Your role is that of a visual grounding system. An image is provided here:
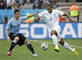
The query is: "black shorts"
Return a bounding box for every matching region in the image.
[9,33,26,46]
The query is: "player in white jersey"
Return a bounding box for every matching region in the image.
[36,4,78,56]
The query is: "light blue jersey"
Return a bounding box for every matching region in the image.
[6,16,27,34]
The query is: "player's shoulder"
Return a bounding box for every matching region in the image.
[53,9,64,14]
[8,17,14,23]
[53,9,60,12]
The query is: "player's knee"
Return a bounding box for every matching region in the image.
[24,39,29,44]
[15,36,19,41]
[50,30,58,36]
[59,38,64,46]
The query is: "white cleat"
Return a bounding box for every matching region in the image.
[32,54,38,56]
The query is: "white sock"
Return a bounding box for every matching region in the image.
[51,35,59,48]
[57,35,61,42]
[12,40,18,44]
[64,42,74,52]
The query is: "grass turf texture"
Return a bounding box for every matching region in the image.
[0,39,82,60]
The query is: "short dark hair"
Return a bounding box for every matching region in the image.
[14,9,20,14]
[47,4,53,8]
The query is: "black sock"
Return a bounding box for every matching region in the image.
[9,42,16,51]
[27,43,35,54]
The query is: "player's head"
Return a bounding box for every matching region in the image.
[47,4,53,13]
[14,9,20,19]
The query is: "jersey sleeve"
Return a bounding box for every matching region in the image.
[39,10,46,18]
[6,20,11,29]
[55,10,64,16]
[20,16,27,21]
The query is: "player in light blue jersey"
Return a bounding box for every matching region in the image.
[6,9,39,56]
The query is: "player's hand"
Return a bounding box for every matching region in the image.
[33,11,39,16]
[7,36,11,42]
[70,18,77,22]
[36,11,39,13]
[73,20,77,22]
[72,20,77,22]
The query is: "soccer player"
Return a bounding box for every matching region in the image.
[6,9,38,56]
[36,4,78,56]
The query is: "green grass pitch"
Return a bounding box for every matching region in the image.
[0,39,82,60]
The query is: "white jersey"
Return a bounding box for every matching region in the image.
[39,10,64,30]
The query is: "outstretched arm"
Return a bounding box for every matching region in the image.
[28,11,39,18]
[21,11,39,23]
[36,10,46,22]
[63,14,76,22]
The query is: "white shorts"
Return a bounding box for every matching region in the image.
[48,25,61,34]
[48,25,61,42]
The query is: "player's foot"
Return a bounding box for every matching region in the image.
[73,48,78,56]
[54,47,59,52]
[8,51,12,56]
[32,54,38,56]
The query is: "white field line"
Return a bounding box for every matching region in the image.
[30,40,82,49]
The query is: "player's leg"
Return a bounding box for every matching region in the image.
[24,39,38,56]
[59,38,74,52]
[59,38,78,56]
[8,33,19,56]
[17,33,38,56]
[50,30,59,52]
[8,37,19,51]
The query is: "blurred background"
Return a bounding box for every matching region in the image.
[0,0,82,23]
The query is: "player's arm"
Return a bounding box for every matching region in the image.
[63,14,76,22]
[56,10,76,22]
[5,21,11,41]
[5,29,8,38]
[21,11,39,23]
[36,10,46,22]
[6,29,11,41]
[23,11,39,23]
[27,11,39,19]
[5,29,10,41]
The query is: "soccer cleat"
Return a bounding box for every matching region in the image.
[73,48,78,56]
[54,47,59,52]
[8,51,12,56]
[32,54,38,56]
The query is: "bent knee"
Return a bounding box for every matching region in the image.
[59,38,64,46]
[15,36,19,40]
[50,30,58,36]
[24,39,29,44]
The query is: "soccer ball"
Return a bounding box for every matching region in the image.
[41,42,48,51]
